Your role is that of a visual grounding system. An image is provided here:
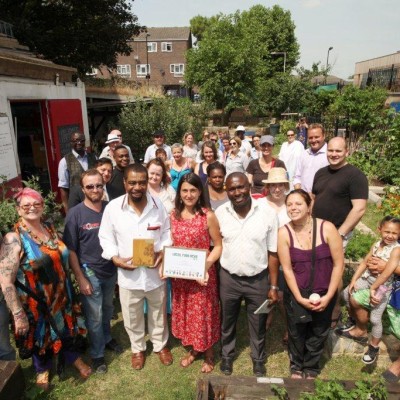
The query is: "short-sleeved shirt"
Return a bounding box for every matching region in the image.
[63,202,115,279]
[215,199,278,276]
[312,164,368,228]
[108,168,125,201]
[246,158,286,194]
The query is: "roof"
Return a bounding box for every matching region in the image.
[135,27,191,41]
[311,74,348,85]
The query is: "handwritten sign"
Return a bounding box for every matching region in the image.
[0,116,18,180]
[162,246,207,280]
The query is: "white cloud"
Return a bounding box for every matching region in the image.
[301,0,322,8]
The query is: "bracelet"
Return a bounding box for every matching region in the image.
[270,285,279,291]
[13,308,23,316]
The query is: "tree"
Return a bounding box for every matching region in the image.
[186,5,300,121]
[1,0,143,75]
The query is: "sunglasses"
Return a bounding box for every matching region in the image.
[19,202,43,211]
[230,142,237,146]
[84,184,104,191]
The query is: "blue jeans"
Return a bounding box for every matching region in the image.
[80,272,117,359]
[0,296,16,361]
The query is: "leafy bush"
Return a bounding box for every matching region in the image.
[0,175,63,235]
[345,230,376,261]
[379,185,400,218]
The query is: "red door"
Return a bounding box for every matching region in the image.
[41,99,84,192]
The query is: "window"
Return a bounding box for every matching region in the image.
[147,42,157,52]
[117,64,131,77]
[161,42,172,52]
[86,68,98,76]
[136,64,150,77]
[170,64,184,76]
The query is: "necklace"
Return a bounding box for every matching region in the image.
[291,218,312,250]
[19,219,59,250]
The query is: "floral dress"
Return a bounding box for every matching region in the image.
[14,221,83,357]
[170,209,220,352]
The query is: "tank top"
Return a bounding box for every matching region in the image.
[198,162,208,186]
[284,221,333,295]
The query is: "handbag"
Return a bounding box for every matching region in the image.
[389,275,400,310]
[289,217,317,324]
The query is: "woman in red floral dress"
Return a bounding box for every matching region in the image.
[170,173,222,373]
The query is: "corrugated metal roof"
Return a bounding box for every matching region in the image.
[135,27,191,41]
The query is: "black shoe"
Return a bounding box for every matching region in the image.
[105,339,123,354]
[362,344,379,364]
[92,357,107,374]
[220,358,233,375]
[253,360,266,377]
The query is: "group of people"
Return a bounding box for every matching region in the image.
[1,122,400,393]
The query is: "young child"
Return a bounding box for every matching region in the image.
[337,216,400,364]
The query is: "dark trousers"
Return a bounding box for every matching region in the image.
[219,267,268,362]
[284,292,336,376]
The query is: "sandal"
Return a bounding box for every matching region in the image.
[290,370,303,379]
[36,370,50,391]
[335,329,368,345]
[201,349,214,373]
[180,350,198,368]
[73,357,92,379]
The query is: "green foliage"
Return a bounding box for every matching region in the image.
[348,110,400,184]
[345,231,376,261]
[300,378,387,399]
[271,384,289,400]
[118,98,212,159]
[186,5,300,116]
[1,0,142,75]
[380,186,400,217]
[0,175,63,235]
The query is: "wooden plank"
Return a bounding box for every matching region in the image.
[0,360,25,400]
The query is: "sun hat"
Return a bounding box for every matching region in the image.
[262,167,289,184]
[260,135,275,146]
[235,125,245,132]
[105,133,120,144]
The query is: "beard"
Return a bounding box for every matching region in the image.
[130,192,144,203]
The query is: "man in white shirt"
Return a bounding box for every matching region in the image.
[235,125,252,157]
[99,163,172,370]
[278,130,305,189]
[143,130,172,165]
[215,172,279,377]
[292,124,329,193]
[100,129,134,166]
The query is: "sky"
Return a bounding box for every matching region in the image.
[130,0,400,80]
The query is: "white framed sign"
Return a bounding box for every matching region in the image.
[162,246,207,280]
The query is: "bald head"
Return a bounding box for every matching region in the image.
[327,136,349,169]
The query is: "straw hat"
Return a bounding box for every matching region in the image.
[262,167,289,184]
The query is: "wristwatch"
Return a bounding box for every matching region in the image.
[339,232,347,240]
[270,285,279,291]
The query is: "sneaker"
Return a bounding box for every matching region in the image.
[92,357,107,374]
[336,317,356,333]
[105,338,123,354]
[362,344,379,364]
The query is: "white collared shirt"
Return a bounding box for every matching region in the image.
[144,144,172,163]
[215,199,278,276]
[99,192,171,291]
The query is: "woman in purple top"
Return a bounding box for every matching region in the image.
[278,189,343,379]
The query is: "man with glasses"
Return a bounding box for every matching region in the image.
[58,132,97,213]
[100,129,134,166]
[278,130,304,190]
[99,164,173,371]
[64,169,122,374]
[143,130,172,165]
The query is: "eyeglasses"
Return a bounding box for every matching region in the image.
[287,134,295,137]
[84,184,104,191]
[19,202,43,211]
[71,139,85,144]
[230,142,237,146]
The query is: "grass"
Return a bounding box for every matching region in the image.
[18,302,388,399]
[361,203,384,232]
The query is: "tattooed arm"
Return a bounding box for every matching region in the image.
[0,232,29,332]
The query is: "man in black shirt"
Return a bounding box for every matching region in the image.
[107,145,130,200]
